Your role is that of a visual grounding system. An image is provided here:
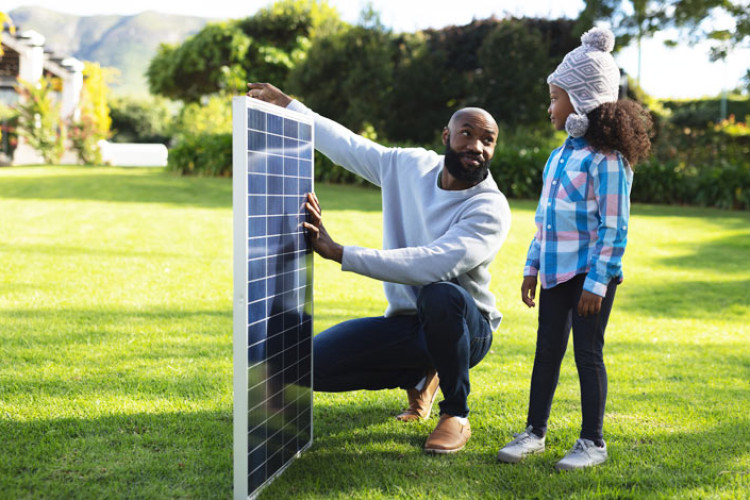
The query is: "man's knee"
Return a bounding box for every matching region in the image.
[417,281,466,318]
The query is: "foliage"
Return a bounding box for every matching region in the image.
[474,22,551,127]
[633,110,750,209]
[658,95,750,128]
[0,104,19,157]
[109,96,175,144]
[0,11,14,57]
[146,0,344,102]
[580,0,750,89]
[490,127,564,199]
[172,94,233,141]
[68,62,114,165]
[147,21,250,102]
[0,11,15,143]
[167,133,232,176]
[14,78,66,164]
[286,21,395,135]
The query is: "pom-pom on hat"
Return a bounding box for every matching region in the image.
[547,27,621,137]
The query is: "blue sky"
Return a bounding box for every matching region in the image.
[4,0,749,99]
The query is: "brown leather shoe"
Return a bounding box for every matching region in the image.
[423,414,471,454]
[395,368,440,422]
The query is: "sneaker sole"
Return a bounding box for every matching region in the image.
[555,457,606,471]
[497,447,544,463]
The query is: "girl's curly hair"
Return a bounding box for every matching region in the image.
[585,100,653,167]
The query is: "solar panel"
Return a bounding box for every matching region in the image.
[232,96,314,500]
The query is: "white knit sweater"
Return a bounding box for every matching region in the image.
[288,100,512,331]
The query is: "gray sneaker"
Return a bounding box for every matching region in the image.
[497,426,545,463]
[555,439,608,470]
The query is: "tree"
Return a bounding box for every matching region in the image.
[146,0,344,102]
[286,21,395,135]
[579,0,750,79]
[474,22,552,127]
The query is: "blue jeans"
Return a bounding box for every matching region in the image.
[313,282,493,418]
[526,274,618,442]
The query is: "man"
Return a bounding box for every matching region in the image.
[247,82,511,454]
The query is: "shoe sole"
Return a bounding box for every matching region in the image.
[497,447,544,463]
[423,443,466,454]
[555,458,606,471]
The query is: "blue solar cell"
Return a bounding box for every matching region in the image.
[249,131,266,151]
[267,155,283,175]
[248,174,266,195]
[268,175,284,195]
[249,216,266,237]
[299,159,312,178]
[284,137,299,157]
[299,123,312,142]
[284,157,298,176]
[248,152,267,174]
[249,195,266,216]
[284,176,298,195]
[268,114,283,135]
[248,257,266,281]
[267,195,284,214]
[267,134,283,153]
[284,196,302,215]
[249,109,266,132]
[283,117,299,138]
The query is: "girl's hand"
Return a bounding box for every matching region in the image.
[521,276,538,308]
[577,290,602,317]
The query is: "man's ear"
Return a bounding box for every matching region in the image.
[441,127,449,146]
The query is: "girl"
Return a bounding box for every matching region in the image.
[497,27,652,470]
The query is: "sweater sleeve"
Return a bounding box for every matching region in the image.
[288,100,390,187]
[341,198,509,285]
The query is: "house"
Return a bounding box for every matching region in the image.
[1,28,84,164]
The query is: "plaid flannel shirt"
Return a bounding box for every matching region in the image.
[524,136,633,297]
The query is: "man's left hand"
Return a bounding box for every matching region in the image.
[303,192,344,263]
[577,290,602,317]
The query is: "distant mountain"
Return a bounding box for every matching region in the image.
[8,6,213,97]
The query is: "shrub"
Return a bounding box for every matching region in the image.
[15,77,66,164]
[167,133,232,176]
[109,96,174,144]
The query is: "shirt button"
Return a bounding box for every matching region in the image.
[547,202,552,206]
[552,180,557,185]
[559,159,564,163]
[547,224,552,229]
[622,225,628,230]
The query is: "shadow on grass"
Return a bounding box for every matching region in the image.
[0,170,232,209]
[659,231,750,273]
[1,410,233,498]
[618,279,750,319]
[632,203,750,222]
[0,168,384,212]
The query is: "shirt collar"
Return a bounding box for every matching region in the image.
[564,136,589,149]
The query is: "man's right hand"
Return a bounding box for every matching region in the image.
[521,276,538,308]
[247,82,292,108]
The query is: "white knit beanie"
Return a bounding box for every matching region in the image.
[547,27,621,137]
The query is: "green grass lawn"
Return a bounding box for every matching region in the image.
[1,166,749,499]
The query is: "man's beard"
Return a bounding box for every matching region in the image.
[443,141,491,185]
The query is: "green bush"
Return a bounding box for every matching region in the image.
[109,96,174,144]
[167,133,232,176]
